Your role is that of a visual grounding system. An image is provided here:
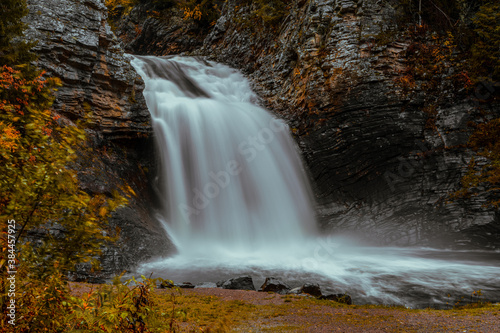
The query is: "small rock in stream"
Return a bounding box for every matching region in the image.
[260,277,291,294]
[300,283,322,297]
[216,276,256,291]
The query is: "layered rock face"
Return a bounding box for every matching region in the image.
[201,0,500,248]
[25,0,150,138]
[25,0,499,269]
[24,0,173,279]
[117,0,499,248]
[198,0,499,248]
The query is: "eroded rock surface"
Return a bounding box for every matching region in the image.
[24,0,173,278]
[25,0,150,139]
[193,0,499,248]
[25,0,500,269]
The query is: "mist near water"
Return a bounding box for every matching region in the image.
[131,56,500,308]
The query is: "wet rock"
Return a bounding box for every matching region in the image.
[217,276,256,291]
[260,277,291,294]
[177,282,195,289]
[110,3,206,56]
[319,293,353,305]
[299,283,322,297]
[24,0,151,140]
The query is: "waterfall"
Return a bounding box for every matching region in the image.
[130,55,500,308]
[131,56,317,256]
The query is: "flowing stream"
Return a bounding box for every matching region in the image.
[131,56,500,308]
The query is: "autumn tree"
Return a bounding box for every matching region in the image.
[0,66,126,276]
[1,0,127,329]
[0,68,126,329]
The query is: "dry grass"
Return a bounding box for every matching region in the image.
[69,283,500,332]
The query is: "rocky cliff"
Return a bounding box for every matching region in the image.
[25,0,150,138]
[115,0,499,249]
[23,0,499,278]
[202,0,500,248]
[24,0,174,280]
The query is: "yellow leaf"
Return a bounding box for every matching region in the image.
[99,207,108,217]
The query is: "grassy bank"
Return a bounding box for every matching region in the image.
[69,282,500,332]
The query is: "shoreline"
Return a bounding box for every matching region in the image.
[69,282,500,332]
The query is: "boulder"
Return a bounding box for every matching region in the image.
[260,277,291,294]
[216,276,255,291]
[298,283,322,297]
[288,287,303,295]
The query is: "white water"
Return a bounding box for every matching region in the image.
[131,56,500,308]
[131,55,317,256]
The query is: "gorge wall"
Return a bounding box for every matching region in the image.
[24,0,174,280]
[23,0,499,282]
[114,0,499,249]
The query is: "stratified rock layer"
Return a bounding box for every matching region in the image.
[197,0,499,248]
[24,0,500,272]
[24,0,173,278]
[25,0,150,139]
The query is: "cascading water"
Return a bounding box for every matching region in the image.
[131,56,500,308]
[131,55,317,257]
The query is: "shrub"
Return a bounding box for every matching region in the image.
[470,2,500,83]
[1,1,128,330]
[105,0,138,18]
[0,65,127,277]
[252,0,287,26]
[180,0,223,32]
[66,275,178,332]
[452,118,500,208]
